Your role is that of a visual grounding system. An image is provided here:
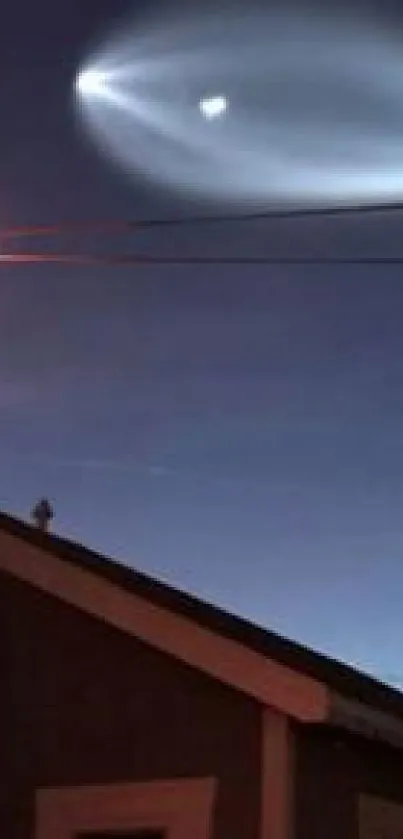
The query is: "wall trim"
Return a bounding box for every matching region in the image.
[261,709,294,839]
[0,529,328,722]
[36,777,217,839]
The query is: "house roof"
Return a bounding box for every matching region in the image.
[0,510,402,726]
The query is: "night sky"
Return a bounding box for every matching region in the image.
[2,0,403,685]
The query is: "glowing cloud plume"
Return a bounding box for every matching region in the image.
[75,7,403,206]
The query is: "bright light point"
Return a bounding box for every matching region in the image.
[199,95,228,120]
[76,68,109,98]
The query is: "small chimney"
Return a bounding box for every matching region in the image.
[31,498,54,533]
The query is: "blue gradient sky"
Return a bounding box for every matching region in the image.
[1,0,403,685]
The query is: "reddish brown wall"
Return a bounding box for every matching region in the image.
[294,723,403,839]
[0,571,261,839]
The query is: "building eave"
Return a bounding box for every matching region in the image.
[0,526,328,722]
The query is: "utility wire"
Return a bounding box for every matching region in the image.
[2,252,403,265]
[3,199,403,240]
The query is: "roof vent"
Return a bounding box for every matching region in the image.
[31,498,54,532]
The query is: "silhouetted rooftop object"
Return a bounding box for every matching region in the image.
[31,498,54,532]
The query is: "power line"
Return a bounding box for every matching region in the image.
[3,252,403,265]
[3,199,403,240]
